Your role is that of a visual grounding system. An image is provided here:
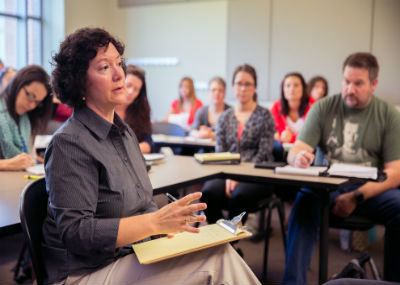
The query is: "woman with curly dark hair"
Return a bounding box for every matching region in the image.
[43,27,260,285]
[270,72,313,144]
[0,65,53,169]
[115,64,153,153]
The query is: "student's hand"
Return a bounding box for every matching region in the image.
[294,150,314,168]
[198,126,213,139]
[152,192,207,235]
[281,128,293,143]
[332,192,357,217]
[225,179,239,198]
[4,153,35,170]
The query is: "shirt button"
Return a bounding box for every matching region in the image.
[136,183,141,188]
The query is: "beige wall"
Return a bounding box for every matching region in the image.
[62,0,400,119]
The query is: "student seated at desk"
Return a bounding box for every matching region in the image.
[0,65,53,170]
[200,64,275,224]
[115,64,153,153]
[282,52,400,284]
[189,76,230,140]
[270,72,313,144]
[43,27,261,285]
[163,76,203,130]
[307,75,329,103]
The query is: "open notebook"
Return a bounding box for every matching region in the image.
[132,223,251,264]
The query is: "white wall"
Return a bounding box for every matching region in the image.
[62,0,400,119]
[64,0,228,121]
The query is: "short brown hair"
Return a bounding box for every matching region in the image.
[343,52,379,82]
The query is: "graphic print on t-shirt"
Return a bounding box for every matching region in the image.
[325,117,370,166]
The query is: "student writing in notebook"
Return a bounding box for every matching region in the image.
[282,52,400,284]
[0,65,53,170]
[42,27,261,285]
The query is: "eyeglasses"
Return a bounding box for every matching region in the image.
[234,82,254,89]
[23,87,43,107]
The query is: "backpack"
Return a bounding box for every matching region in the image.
[332,251,381,280]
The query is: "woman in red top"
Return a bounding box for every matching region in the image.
[270,72,312,144]
[164,77,202,129]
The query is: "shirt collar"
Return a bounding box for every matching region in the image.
[73,106,131,140]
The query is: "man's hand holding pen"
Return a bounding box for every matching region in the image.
[294,150,315,168]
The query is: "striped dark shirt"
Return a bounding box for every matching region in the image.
[42,106,157,284]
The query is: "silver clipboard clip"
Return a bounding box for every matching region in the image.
[216,211,246,235]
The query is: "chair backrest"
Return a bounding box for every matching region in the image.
[152,122,187,137]
[19,178,48,284]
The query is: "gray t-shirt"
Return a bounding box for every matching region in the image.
[298,94,400,169]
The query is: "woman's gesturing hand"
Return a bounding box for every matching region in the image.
[152,192,207,235]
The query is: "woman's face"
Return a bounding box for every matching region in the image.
[179,80,191,99]
[233,71,256,104]
[209,81,225,106]
[125,74,143,105]
[15,81,47,115]
[283,76,303,109]
[311,80,326,100]
[85,43,126,111]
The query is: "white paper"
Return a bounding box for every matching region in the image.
[328,163,377,180]
[26,164,45,175]
[275,165,327,176]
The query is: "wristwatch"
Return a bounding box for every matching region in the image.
[353,190,364,204]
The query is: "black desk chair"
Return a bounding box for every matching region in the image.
[19,178,48,285]
[249,140,287,281]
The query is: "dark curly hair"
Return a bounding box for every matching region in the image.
[51,27,125,108]
[124,65,152,142]
[280,72,309,117]
[1,65,53,136]
[343,52,379,82]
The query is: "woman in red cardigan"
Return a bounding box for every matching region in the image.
[270,72,313,143]
[163,77,202,130]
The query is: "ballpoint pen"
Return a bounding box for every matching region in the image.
[165,192,197,217]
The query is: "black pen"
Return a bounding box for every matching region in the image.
[165,192,197,217]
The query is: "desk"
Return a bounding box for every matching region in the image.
[149,156,347,283]
[152,134,215,152]
[0,156,347,283]
[0,172,31,235]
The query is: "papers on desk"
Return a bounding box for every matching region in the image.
[274,163,378,180]
[327,163,378,180]
[26,164,45,175]
[132,223,251,264]
[194,152,240,164]
[33,135,52,149]
[275,165,328,176]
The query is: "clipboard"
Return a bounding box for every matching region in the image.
[132,215,251,264]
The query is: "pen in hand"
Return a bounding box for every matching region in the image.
[165,192,197,217]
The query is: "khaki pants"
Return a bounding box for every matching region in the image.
[60,244,261,285]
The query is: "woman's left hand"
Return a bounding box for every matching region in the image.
[151,192,207,235]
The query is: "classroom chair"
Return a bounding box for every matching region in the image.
[19,178,47,284]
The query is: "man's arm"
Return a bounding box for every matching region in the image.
[287,140,315,168]
[333,159,400,217]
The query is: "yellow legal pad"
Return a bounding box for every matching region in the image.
[132,223,252,264]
